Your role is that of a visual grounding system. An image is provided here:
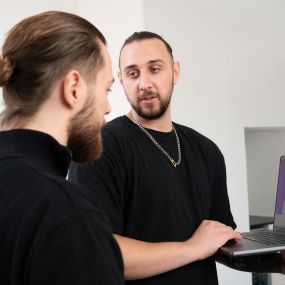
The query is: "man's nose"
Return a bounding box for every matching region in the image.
[138,74,153,91]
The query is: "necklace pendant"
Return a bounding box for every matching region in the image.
[171,159,177,167]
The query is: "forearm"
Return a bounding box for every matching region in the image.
[114,220,241,280]
[114,234,198,280]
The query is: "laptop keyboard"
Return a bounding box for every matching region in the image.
[242,230,285,245]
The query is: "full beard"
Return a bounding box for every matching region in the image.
[67,98,104,164]
[128,85,173,120]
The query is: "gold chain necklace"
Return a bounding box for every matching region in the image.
[130,113,181,167]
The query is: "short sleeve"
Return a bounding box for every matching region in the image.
[28,208,124,285]
[209,148,236,229]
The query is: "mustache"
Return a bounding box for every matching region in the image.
[139,90,159,101]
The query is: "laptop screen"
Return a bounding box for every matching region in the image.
[274,156,285,228]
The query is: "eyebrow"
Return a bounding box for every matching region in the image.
[124,59,165,73]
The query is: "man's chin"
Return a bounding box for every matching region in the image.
[138,109,164,120]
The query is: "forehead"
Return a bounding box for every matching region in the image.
[120,39,172,69]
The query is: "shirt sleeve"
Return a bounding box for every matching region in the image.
[209,147,237,229]
[28,208,124,285]
[68,129,126,234]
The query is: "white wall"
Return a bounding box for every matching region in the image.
[245,127,285,216]
[0,1,77,46]
[2,1,285,284]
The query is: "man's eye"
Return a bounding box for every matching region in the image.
[127,71,138,78]
[151,67,160,73]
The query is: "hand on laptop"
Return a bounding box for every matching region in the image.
[185,220,242,261]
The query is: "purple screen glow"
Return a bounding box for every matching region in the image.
[275,157,285,215]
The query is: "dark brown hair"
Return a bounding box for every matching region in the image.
[0,11,106,126]
[119,31,173,67]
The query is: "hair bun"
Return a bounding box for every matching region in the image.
[0,55,15,86]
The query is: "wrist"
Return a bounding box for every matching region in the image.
[181,239,201,263]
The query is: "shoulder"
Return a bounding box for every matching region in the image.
[101,116,136,153]
[103,116,139,139]
[174,123,225,167]
[175,123,222,152]
[55,177,106,212]
[15,156,106,217]
[1,156,110,237]
[43,176,112,235]
[104,116,129,135]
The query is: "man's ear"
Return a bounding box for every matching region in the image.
[62,70,82,109]
[173,61,180,85]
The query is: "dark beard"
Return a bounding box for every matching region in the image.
[67,123,102,164]
[129,87,173,120]
[67,98,103,164]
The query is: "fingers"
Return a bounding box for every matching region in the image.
[186,220,242,260]
[201,220,241,239]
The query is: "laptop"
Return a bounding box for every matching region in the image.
[221,155,285,256]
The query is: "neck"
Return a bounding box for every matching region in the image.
[127,109,172,132]
[21,120,68,146]
[3,108,69,147]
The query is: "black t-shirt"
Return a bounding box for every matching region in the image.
[69,116,236,285]
[0,129,124,285]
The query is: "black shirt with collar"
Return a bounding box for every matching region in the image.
[0,129,124,285]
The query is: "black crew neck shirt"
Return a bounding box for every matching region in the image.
[0,129,124,285]
[69,116,236,285]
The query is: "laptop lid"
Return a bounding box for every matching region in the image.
[273,155,285,230]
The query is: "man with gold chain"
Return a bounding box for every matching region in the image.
[69,31,241,284]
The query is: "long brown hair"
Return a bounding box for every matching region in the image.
[0,11,106,126]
